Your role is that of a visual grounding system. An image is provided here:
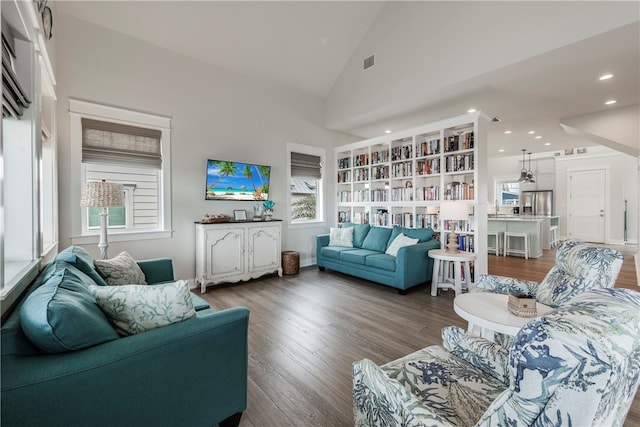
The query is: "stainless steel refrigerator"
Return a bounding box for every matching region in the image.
[520,190,554,216]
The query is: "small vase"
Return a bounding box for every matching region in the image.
[263,210,273,221]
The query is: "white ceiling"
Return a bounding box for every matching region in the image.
[56,1,639,158]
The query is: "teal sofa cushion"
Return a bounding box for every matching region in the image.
[343,223,371,248]
[387,226,434,249]
[341,249,380,265]
[320,246,356,260]
[55,245,108,287]
[365,254,396,272]
[20,268,119,353]
[362,226,393,252]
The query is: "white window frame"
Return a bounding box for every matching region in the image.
[286,142,326,227]
[69,99,172,244]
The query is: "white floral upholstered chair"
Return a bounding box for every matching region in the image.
[473,239,624,307]
[353,288,640,427]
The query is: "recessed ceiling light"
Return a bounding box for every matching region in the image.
[498,149,504,152]
[467,108,477,113]
[504,130,512,134]
[544,142,551,146]
[535,135,542,139]
[384,129,392,134]
[605,99,617,105]
[599,73,614,80]
[528,130,535,135]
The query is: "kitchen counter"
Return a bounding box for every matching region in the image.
[488,216,560,258]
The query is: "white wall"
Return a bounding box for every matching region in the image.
[488,148,638,244]
[324,1,639,131]
[55,15,356,279]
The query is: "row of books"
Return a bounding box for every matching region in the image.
[441,220,474,232]
[391,144,413,161]
[445,153,474,173]
[353,153,369,167]
[371,150,389,164]
[354,168,369,182]
[391,161,412,178]
[442,257,474,282]
[444,131,474,152]
[417,138,441,157]
[443,182,474,200]
[371,165,390,180]
[415,214,438,229]
[390,187,414,202]
[337,157,350,169]
[371,189,388,202]
[415,186,440,201]
[416,158,441,175]
[337,170,351,183]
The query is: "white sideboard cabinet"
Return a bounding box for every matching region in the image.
[195,221,283,293]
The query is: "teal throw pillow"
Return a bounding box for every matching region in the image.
[20,268,119,353]
[55,245,109,287]
[361,226,393,252]
[343,223,371,248]
[90,280,196,336]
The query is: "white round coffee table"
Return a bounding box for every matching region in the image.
[454,292,554,341]
[429,249,476,297]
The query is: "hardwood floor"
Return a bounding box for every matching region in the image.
[199,245,639,427]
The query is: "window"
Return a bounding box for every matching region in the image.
[287,143,324,224]
[69,100,172,244]
[497,180,520,207]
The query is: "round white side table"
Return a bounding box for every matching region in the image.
[428,249,476,297]
[454,292,553,341]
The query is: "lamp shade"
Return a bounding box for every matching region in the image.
[80,180,124,208]
[439,200,469,221]
[426,205,439,215]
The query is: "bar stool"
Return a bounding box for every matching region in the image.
[549,226,559,248]
[504,231,529,259]
[487,231,503,256]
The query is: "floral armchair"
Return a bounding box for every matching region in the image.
[473,239,624,307]
[353,288,640,427]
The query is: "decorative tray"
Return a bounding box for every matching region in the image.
[200,215,231,224]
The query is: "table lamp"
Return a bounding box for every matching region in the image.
[439,200,469,252]
[80,180,124,259]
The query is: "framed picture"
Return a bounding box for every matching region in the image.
[233,210,247,221]
[42,6,53,40]
[564,148,574,156]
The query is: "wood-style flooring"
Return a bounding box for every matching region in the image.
[199,245,639,427]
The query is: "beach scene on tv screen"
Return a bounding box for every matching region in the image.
[205,160,270,201]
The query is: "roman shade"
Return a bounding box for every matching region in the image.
[291,152,321,179]
[81,118,162,169]
[2,17,31,119]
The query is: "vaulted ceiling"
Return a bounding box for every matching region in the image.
[56,1,639,158]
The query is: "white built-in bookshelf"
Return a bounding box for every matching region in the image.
[334,112,489,277]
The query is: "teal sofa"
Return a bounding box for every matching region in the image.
[1,246,249,427]
[317,224,440,294]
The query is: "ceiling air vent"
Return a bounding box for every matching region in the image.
[363,54,375,71]
[491,116,502,122]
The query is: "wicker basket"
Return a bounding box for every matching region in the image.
[281,251,300,275]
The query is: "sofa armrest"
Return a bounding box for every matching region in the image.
[353,358,410,426]
[473,274,539,296]
[317,234,330,248]
[1,307,249,426]
[441,326,509,384]
[396,239,441,287]
[136,258,174,284]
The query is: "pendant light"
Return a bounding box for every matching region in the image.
[518,149,529,183]
[526,152,536,183]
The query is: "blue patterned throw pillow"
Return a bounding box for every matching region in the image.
[90,280,196,336]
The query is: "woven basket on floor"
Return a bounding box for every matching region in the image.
[281,251,300,275]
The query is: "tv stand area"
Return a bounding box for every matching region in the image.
[195,221,282,293]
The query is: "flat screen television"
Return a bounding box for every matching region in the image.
[205,159,271,201]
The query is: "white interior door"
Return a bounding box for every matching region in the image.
[568,168,606,243]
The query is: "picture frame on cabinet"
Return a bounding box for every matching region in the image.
[233,210,247,221]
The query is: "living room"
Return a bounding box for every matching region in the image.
[2,1,639,426]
